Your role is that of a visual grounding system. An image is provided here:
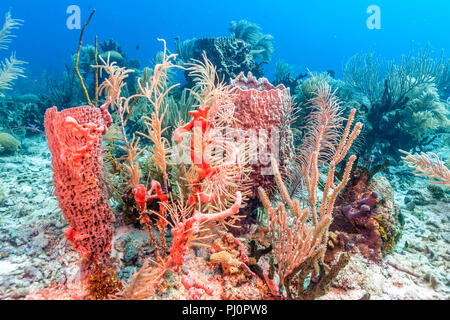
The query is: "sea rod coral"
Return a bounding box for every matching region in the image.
[400,149,450,187]
[259,83,363,299]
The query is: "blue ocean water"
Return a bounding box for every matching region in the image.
[1,0,449,80]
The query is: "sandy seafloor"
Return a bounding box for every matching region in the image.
[0,135,448,300]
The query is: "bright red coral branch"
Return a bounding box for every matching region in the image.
[166,191,242,271]
[174,104,242,206]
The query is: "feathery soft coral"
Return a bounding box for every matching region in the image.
[400,150,450,186]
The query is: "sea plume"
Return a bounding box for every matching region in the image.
[0,53,26,96]
[0,11,23,49]
[296,83,345,175]
[400,150,450,187]
[259,83,362,298]
[0,11,26,97]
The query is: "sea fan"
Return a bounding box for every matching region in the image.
[252,34,274,63]
[229,20,262,45]
[229,20,274,63]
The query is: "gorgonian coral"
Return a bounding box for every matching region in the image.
[343,45,449,156]
[0,11,26,97]
[259,83,362,299]
[400,150,450,187]
[229,20,274,63]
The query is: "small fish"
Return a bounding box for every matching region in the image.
[136,45,140,50]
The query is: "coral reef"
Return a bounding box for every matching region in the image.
[294,72,370,137]
[7,136,447,300]
[175,20,274,85]
[400,150,450,187]
[177,37,263,85]
[258,83,362,299]
[343,45,450,158]
[1,7,449,302]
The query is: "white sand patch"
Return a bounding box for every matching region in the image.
[0,261,18,275]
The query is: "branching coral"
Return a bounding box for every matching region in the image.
[117,260,164,300]
[118,189,243,300]
[287,252,350,300]
[259,83,362,298]
[41,26,369,300]
[343,45,448,156]
[167,191,243,270]
[399,83,449,139]
[95,39,180,262]
[96,54,134,111]
[297,84,345,173]
[162,88,195,136]
[174,53,250,212]
[385,45,445,105]
[258,158,321,288]
[137,42,180,187]
[0,11,26,97]
[0,53,26,97]
[400,150,450,187]
[95,39,178,188]
[89,40,252,300]
[343,48,383,105]
[0,11,23,49]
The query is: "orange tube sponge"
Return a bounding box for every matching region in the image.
[44,99,115,280]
